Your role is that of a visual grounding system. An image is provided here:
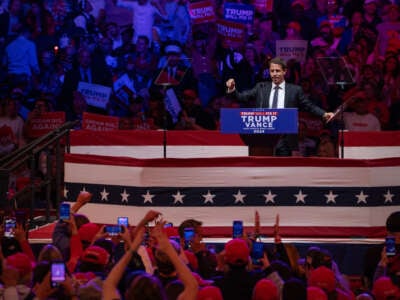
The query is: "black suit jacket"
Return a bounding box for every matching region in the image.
[232,81,326,155]
[0,10,9,40]
[59,64,113,118]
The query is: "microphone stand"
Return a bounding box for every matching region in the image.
[337,82,346,159]
[161,84,171,159]
[331,82,351,159]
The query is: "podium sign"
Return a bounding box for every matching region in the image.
[220,108,298,134]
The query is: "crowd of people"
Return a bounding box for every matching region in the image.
[0,191,400,299]
[1,0,400,158]
[1,0,400,297]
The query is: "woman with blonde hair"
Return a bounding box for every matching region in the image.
[37,244,63,263]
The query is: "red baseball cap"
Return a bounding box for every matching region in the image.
[81,245,110,265]
[308,266,336,292]
[78,223,99,243]
[307,286,328,300]
[224,238,249,265]
[372,276,399,300]
[6,252,34,275]
[253,279,279,300]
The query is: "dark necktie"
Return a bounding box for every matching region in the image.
[272,85,280,108]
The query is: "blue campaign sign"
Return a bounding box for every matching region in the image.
[223,3,255,25]
[220,108,298,134]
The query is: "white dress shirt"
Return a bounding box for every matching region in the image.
[269,81,286,108]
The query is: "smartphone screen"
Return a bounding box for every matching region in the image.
[232,220,243,238]
[51,262,65,287]
[117,217,129,227]
[60,202,71,221]
[4,218,16,238]
[251,241,264,265]
[386,236,396,257]
[105,225,121,236]
[183,227,195,250]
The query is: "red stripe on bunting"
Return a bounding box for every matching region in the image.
[344,131,400,147]
[64,153,400,168]
[200,226,386,238]
[70,130,246,146]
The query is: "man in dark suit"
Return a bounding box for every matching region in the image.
[59,47,113,119]
[226,57,334,156]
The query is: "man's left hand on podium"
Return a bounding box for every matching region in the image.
[323,112,335,123]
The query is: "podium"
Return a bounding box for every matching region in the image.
[220,108,298,156]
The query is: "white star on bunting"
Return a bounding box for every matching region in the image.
[294,189,307,204]
[120,189,130,203]
[142,190,155,204]
[100,188,109,201]
[356,190,369,204]
[202,190,216,204]
[233,190,246,204]
[384,190,394,203]
[263,190,277,204]
[325,190,338,204]
[172,190,185,204]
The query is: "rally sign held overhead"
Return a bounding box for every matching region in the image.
[189,1,216,24]
[78,82,112,110]
[276,40,308,63]
[223,3,255,24]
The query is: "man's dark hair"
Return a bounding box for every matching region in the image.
[178,219,202,238]
[387,211,400,233]
[269,57,287,70]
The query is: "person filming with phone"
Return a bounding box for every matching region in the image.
[226,57,334,156]
[178,219,217,279]
[363,211,400,290]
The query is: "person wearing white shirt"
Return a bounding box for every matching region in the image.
[114,0,167,44]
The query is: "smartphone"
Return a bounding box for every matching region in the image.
[183,227,195,250]
[232,220,243,238]
[251,241,264,265]
[105,225,121,236]
[60,202,71,221]
[164,222,173,228]
[117,217,129,227]
[171,236,181,245]
[4,218,16,238]
[51,262,66,287]
[386,236,396,257]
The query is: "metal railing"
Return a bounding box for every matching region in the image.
[0,121,78,226]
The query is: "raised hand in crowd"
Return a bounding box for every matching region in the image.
[151,219,198,300]
[71,191,93,214]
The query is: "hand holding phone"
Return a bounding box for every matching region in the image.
[232,220,243,238]
[60,202,71,221]
[105,225,121,236]
[4,218,16,237]
[386,236,396,257]
[183,227,195,250]
[51,262,66,288]
[251,241,264,266]
[118,217,129,228]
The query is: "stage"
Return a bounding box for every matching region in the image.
[28,129,400,277]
